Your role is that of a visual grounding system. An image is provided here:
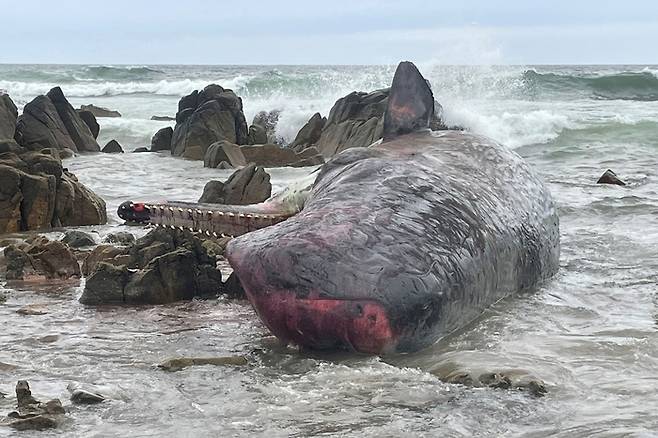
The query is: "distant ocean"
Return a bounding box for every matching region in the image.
[2,63,658,435]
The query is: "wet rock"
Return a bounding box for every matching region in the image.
[223,271,246,299]
[102,139,124,153]
[25,238,81,279]
[4,381,65,431]
[0,139,24,155]
[291,112,326,151]
[54,170,107,227]
[597,169,626,186]
[47,87,100,152]
[16,381,39,407]
[203,140,247,168]
[61,230,95,248]
[0,362,18,372]
[240,143,325,168]
[252,110,281,144]
[69,389,105,404]
[198,163,271,205]
[150,126,173,152]
[171,84,249,159]
[77,110,99,139]
[246,124,268,145]
[151,115,175,121]
[158,356,248,372]
[81,229,223,305]
[81,244,128,276]
[0,93,18,140]
[79,104,121,118]
[16,304,48,315]
[4,245,37,280]
[103,231,135,246]
[132,147,150,153]
[217,161,233,169]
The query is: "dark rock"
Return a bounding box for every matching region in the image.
[25,238,81,279]
[0,164,23,233]
[102,139,124,153]
[240,143,325,168]
[54,171,107,227]
[47,87,100,152]
[291,112,326,151]
[79,104,121,118]
[15,95,78,151]
[252,110,281,144]
[217,161,233,169]
[19,172,57,230]
[70,389,105,404]
[246,124,268,145]
[0,93,18,139]
[171,84,249,159]
[198,163,271,205]
[150,115,175,121]
[0,139,25,155]
[61,230,95,248]
[132,147,149,153]
[81,229,223,305]
[16,380,39,407]
[103,231,135,246]
[150,126,173,152]
[158,356,248,372]
[4,245,36,280]
[77,110,100,139]
[6,381,65,431]
[203,140,247,168]
[597,169,626,186]
[81,244,128,276]
[224,271,246,299]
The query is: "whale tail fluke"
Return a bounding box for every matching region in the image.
[383,61,435,141]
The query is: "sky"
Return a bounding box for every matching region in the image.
[1,0,658,65]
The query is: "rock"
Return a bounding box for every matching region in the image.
[158,356,248,372]
[81,229,223,305]
[25,238,81,279]
[198,163,271,205]
[223,271,246,299]
[77,110,99,139]
[102,139,124,153]
[103,231,135,246]
[47,87,100,152]
[0,93,18,139]
[19,172,57,230]
[150,126,173,152]
[597,169,626,186]
[0,139,25,155]
[240,143,324,167]
[60,230,95,248]
[0,165,24,233]
[252,110,281,144]
[217,161,233,169]
[151,115,175,121]
[132,147,150,153]
[70,389,105,404]
[203,140,247,168]
[181,145,203,159]
[4,245,37,280]
[291,112,326,151]
[171,84,249,159]
[16,380,40,407]
[16,304,48,315]
[5,381,65,431]
[81,244,128,276]
[55,171,107,227]
[246,124,268,145]
[79,104,121,118]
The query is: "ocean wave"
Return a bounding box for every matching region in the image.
[79,65,165,81]
[523,70,658,101]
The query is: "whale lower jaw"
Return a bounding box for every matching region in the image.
[246,290,398,354]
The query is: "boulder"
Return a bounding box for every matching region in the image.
[54,171,107,227]
[0,164,23,233]
[4,245,37,280]
[79,104,121,118]
[150,115,175,121]
[246,124,267,145]
[150,126,173,152]
[0,93,18,139]
[132,147,149,153]
[77,110,99,139]
[223,271,246,299]
[61,230,95,248]
[291,112,326,152]
[19,172,57,230]
[5,381,66,431]
[80,228,223,305]
[103,231,135,246]
[25,238,81,279]
[171,84,248,159]
[203,140,247,168]
[252,110,281,144]
[102,139,124,153]
[240,143,324,167]
[81,244,129,276]
[0,139,25,155]
[47,87,100,152]
[198,163,271,205]
[597,169,626,186]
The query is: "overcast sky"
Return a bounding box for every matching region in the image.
[1,0,657,65]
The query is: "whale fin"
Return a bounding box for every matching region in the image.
[383,61,435,141]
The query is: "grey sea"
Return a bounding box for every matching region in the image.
[1,64,658,436]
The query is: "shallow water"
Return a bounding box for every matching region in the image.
[2,65,658,436]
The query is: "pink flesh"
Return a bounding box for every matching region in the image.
[247,289,397,354]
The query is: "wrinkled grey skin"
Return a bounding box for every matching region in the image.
[227,130,560,353]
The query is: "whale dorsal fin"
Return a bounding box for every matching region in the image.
[383,61,435,141]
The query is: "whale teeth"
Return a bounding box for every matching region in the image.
[228,212,235,217]
[212,232,218,237]
[169,225,175,230]
[217,211,224,216]
[238,213,245,218]
[160,205,165,211]
[246,214,253,219]
[207,210,213,216]
[205,230,210,236]
[168,207,174,213]
[195,209,202,215]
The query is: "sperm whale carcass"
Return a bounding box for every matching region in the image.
[119,62,560,354]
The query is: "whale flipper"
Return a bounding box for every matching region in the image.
[383,61,435,141]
